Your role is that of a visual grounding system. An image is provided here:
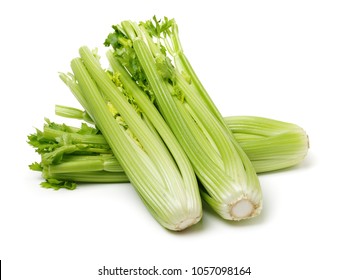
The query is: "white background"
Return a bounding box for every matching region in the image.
[1,0,346,279]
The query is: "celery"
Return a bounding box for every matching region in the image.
[29,116,308,188]
[59,48,202,231]
[104,18,262,220]
[27,16,311,230]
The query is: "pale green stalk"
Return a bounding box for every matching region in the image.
[55,104,94,123]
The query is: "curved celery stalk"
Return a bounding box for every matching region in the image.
[106,20,262,221]
[66,47,202,231]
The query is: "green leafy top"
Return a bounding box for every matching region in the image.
[104,18,181,103]
[140,16,174,38]
[27,119,111,159]
[104,25,150,96]
[139,16,182,57]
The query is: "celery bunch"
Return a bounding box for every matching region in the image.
[29,115,308,189]
[28,16,310,231]
[57,47,203,231]
[104,18,262,220]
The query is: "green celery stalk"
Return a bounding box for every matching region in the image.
[46,171,128,183]
[55,104,94,124]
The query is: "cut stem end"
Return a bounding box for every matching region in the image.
[230,199,255,220]
[175,216,201,231]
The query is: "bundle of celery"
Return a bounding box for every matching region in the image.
[29,114,308,189]
[104,18,263,220]
[58,47,203,231]
[28,16,309,231]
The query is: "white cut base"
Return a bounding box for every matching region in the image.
[230,199,255,219]
[176,216,200,231]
